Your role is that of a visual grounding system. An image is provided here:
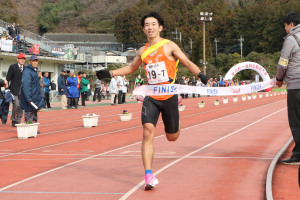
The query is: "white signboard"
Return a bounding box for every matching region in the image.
[1,39,13,52]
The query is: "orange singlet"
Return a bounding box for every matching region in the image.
[142,39,177,101]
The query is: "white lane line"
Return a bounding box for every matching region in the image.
[0,125,140,159]
[0,191,125,195]
[0,99,279,154]
[119,107,287,200]
[0,156,274,161]
[0,101,286,192]
[0,97,278,141]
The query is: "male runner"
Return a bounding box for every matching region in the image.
[96,12,207,190]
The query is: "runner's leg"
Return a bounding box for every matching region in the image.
[141,97,160,171]
[142,123,155,171]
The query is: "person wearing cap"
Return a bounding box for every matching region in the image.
[58,69,68,109]
[20,55,45,127]
[6,53,26,127]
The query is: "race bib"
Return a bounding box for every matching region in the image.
[146,61,169,84]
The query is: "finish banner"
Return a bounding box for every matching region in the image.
[133,79,275,97]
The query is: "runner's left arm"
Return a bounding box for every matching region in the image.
[170,42,201,75]
[170,42,207,84]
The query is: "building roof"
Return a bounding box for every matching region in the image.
[43,33,117,43]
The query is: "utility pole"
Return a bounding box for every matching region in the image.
[179,32,182,42]
[200,11,213,75]
[172,28,181,42]
[190,39,194,53]
[214,38,218,56]
[238,36,244,58]
[203,22,206,75]
[172,28,178,41]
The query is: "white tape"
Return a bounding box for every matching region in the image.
[133,79,275,97]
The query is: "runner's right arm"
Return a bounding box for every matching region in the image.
[96,48,144,80]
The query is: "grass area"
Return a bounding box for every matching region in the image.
[272,87,287,92]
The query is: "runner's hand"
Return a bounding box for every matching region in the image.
[198,72,208,85]
[96,70,111,80]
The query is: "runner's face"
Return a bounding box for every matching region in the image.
[143,17,162,38]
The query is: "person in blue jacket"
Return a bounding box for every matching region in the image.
[20,55,45,127]
[66,70,79,109]
[57,69,68,109]
[43,71,51,109]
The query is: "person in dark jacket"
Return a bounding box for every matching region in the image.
[1,89,13,125]
[0,78,10,124]
[6,53,26,127]
[20,55,45,126]
[51,80,56,90]
[66,70,79,109]
[57,69,68,109]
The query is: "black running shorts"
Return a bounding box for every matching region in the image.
[141,94,179,134]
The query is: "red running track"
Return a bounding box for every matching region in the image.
[0,94,290,200]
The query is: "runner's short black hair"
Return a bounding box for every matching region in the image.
[283,12,300,26]
[141,12,164,27]
[78,71,83,75]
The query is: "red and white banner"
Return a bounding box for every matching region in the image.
[32,44,39,54]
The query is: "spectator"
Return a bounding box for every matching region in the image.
[179,75,186,99]
[51,80,56,90]
[0,79,10,125]
[11,27,16,39]
[190,76,197,98]
[100,83,106,100]
[50,80,57,103]
[20,55,45,131]
[66,70,79,109]
[122,75,129,103]
[105,84,109,99]
[109,76,118,105]
[7,24,12,36]
[16,34,20,41]
[6,53,26,127]
[93,78,101,102]
[37,71,45,109]
[219,78,224,87]
[77,71,83,103]
[196,77,203,97]
[80,72,89,106]
[212,78,218,87]
[74,46,79,59]
[135,75,143,87]
[57,69,68,109]
[117,76,124,104]
[15,24,20,35]
[43,72,51,109]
